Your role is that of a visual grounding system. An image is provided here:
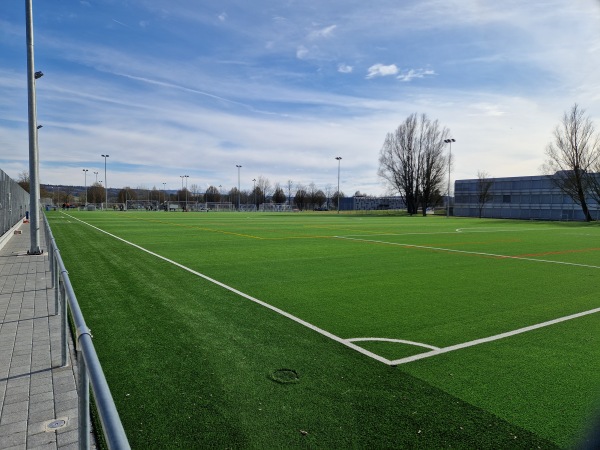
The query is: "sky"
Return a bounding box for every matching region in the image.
[1,0,600,196]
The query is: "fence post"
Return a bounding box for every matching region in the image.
[77,351,91,450]
[60,279,69,367]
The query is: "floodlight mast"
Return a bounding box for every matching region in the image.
[101,154,109,208]
[335,157,342,214]
[26,0,42,254]
[444,138,456,218]
[236,165,242,210]
[83,169,89,205]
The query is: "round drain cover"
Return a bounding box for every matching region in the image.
[269,369,299,384]
[48,419,66,429]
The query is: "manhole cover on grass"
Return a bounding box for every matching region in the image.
[269,369,299,384]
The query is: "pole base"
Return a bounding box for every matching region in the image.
[27,249,44,255]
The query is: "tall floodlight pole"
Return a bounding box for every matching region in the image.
[335,156,342,214]
[162,182,166,204]
[26,0,42,254]
[236,165,242,211]
[184,175,189,210]
[94,171,98,183]
[82,169,88,206]
[444,138,456,218]
[101,154,109,208]
[252,178,256,210]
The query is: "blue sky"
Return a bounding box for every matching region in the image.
[1,0,600,196]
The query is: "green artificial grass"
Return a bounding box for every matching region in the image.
[46,210,600,448]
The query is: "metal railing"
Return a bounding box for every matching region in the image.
[43,214,130,450]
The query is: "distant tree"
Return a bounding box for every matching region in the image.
[378,113,450,215]
[476,171,493,218]
[118,187,137,203]
[542,103,600,222]
[88,182,105,204]
[17,171,30,192]
[256,176,271,205]
[310,189,326,209]
[205,185,220,202]
[294,186,308,211]
[229,187,240,208]
[331,190,345,209]
[272,184,286,203]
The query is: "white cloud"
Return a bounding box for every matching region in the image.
[397,68,436,82]
[296,45,309,60]
[366,64,398,79]
[218,12,227,22]
[338,64,353,74]
[309,24,337,39]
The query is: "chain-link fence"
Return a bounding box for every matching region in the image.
[1,168,30,236]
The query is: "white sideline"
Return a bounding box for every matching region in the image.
[63,213,393,365]
[335,236,600,269]
[61,213,600,367]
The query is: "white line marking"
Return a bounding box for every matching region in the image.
[346,337,440,350]
[62,213,393,365]
[59,213,600,367]
[390,306,600,365]
[335,236,600,269]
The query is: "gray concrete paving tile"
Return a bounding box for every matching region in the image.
[0,408,28,425]
[0,430,26,448]
[0,419,27,436]
[26,431,56,448]
[2,400,29,415]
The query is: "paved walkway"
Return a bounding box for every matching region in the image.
[0,221,92,449]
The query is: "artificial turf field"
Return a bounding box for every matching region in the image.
[46,210,600,448]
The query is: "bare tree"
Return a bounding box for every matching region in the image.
[476,171,493,218]
[256,176,272,205]
[543,104,600,222]
[378,113,450,215]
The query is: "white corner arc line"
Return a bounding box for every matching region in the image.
[390,306,600,365]
[62,213,393,365]
[346,337,440,351]
[335,236,600,269]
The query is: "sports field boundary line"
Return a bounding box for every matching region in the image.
[390,306,600,365]
[335,236,600,269]
[60,213,393,365]
[58,213,600,367]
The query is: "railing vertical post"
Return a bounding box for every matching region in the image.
[78,352,91,450]
[53,250,59,315]
[61,280,69,367]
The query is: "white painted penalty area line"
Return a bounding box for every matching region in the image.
[62,213,394,365]
[390,306,600,365]
[335,236,600,269]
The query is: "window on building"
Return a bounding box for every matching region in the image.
[503,195,511,203]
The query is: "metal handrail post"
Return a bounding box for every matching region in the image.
[60,279,69,367]
[78,351,91,450]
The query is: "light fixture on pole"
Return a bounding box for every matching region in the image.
[101,154,109,208]
[82,169,89,206]
[236,165,242,211]
[444,138,456,218]
[335,156,342,214]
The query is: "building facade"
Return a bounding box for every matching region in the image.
[454,174,600,221]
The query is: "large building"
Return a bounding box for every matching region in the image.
[454,174,600,221]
